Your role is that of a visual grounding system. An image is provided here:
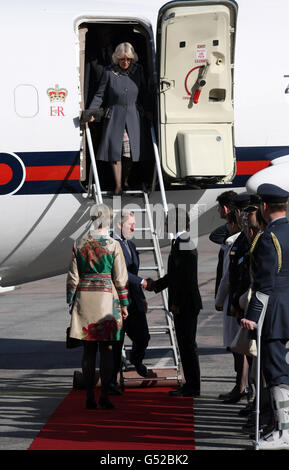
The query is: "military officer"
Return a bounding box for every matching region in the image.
[241,183,289,450]
[220,192,252,403]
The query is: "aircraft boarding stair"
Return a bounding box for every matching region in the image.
[72,123,182,388]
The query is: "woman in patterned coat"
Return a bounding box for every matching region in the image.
[66,203,129,409]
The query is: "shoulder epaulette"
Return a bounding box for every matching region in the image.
[270,232,282,272]
[249,231,264,255]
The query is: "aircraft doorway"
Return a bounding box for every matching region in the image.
[77,21,156,193]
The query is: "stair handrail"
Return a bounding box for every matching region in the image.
[85,123,103,204]
[150,125,168,216]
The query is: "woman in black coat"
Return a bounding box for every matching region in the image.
[89,42,150,194]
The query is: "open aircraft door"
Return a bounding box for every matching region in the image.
[157,0,237,185]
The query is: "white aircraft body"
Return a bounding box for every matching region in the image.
[1,0,289,287]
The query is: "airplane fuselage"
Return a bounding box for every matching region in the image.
[1,0,289,286]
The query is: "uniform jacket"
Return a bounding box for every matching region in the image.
[246,217,289,339]
[153,233,202,314]
[114,234,146,314]
[88,62,149,162]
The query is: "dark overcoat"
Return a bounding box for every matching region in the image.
[153,232,202,391]
[89,63,148,162]
[153,233,202,314]
[228,230,250,315]
[246,217,289,340]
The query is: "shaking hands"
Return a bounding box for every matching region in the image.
[143,277,155,291]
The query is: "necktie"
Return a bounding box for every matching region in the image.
[124,239,132,258]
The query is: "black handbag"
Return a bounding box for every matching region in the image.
[81,108,105,124]
[66,327,82,349]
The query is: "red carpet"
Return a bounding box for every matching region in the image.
[29,387,195,450]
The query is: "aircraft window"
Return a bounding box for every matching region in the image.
[14,85,39,118]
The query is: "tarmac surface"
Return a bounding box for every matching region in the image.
[0,232,254,452]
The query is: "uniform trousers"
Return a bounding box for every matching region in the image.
[261,338,289,388]
[174,310,200,391]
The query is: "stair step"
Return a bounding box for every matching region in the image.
[101,190,144,195]
[123,374,178,381]
[139,266,159,270]
[149,331,170,335]
[147,306,167,310]
[125,345,175,350]
[149,325,170,329]
[137,247,155,251]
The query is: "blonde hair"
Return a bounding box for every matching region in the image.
[112,42,138,64]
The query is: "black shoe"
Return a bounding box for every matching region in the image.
[134,362,148,377]
[86,399,97,409]
[108,383,122,396]
[239,401,254,417]
[218,385,238,400]
[222,387,250,404]
[99,396,115,410]
[169,387,200,397]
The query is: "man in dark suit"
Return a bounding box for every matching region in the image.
[241,183,289,450]
[110,209,150,391]
[146,207,202,397]
[209,190,237,296]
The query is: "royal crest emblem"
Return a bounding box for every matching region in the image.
[47,84,68,102]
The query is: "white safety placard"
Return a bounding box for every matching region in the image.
[195,44,207,64]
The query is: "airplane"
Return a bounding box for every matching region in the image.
[1,0,289,288]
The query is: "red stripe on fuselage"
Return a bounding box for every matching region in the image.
[22,161,269,181]
[25,165,80,181]
[236,161,270,175]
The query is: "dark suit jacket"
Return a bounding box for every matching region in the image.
[153,233,202,314]
[209,223,230,297]
[246,217,289,339]
[114,235,146,314]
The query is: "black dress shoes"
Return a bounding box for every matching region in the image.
[86,399,97,409]
[222,387,250,404]
[169,386,200,397]
[86,389,97,409]
[218,385,238,400]
[99,396,115,409]
[108,383,122,396]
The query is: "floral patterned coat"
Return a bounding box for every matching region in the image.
[66,229,129,342]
